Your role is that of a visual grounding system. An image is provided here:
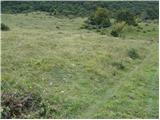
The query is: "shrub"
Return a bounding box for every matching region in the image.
[85,7,111,29]
[1,23,10,31]
[116,9,137,26]
[152,28,156,31]
[112,61,125,70]
[100,31,106,35]
[136,29,141,32]
[113,22,126,32]
[110,21,126,37]
[142,8,158,20]
[96,29,101,32]
[111,30,119,37]
[1,92,42,118]
[56,26,60,29]
[128,48,139,59]
[145,23,149,26]
[137,26,143,30]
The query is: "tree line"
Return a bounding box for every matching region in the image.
[1,1,159,20]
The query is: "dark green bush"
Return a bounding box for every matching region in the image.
[116,9,137,26]
[128,48,139,59]
[152,28,156,31]
[145,23,149,26]
[80,24,86,29]
[100,31,106,35]
[1,23,10,31]
[136,29,141,32]
[112,61,125,70]
[137,26,143,30]
[111,30,119,37]
[96,29,101,32]
[110,21,126,37]
[85,7,111,29]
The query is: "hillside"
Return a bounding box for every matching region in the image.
[1,12,159,118]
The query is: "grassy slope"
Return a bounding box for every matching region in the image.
[1,12,159,118]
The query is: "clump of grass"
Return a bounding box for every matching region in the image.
[145,23,149,26]
[137,26,143,30]
[111,30,119,37]
[152,28,156,31]
[96,29,101,32]
[100,30,106,35]
[147,29,151,32]
[112,61,125,70]
[128,48,139,59]
[136,29,141,32]
[110,22,126,37]
[1,23,10,31]
[80,23,92,29]
[56,26,60,29]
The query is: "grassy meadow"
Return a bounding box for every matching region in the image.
[1,12,159,118]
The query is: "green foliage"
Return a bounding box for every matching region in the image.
[100,30,106,35]
[85,7,111,29]
[1,23,10,31]
[113,21,126,33]
[111,22,126,37]
[112,61,125,70]
[143,30,146,33]
[137,26,143,30]
[111,30,119,37]
[116,9,137,26]
[1,1,159,20]
[141,8,159,20]
[128,48,139,59]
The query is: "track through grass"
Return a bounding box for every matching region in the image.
[80,43,158,118]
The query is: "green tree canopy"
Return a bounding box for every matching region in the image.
[86,7,111,28]
[116,9,137,26]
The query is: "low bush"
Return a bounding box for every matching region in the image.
[112,61,125,70]
[137,26,143,30]
[128,48,139,59]
[152,28,156,31]
[100,29,106,35]
[96,29,101,32]
[116,9,137,26]
[1,91,54,119]
[145,23,149,26]
[1,23,10,31]
[110,21,126,37]
[84,7,111,29]
[136,29,141,32]
[111,30,119,37]
[56,26,60,29]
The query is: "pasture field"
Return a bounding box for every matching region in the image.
[1,12,159,118]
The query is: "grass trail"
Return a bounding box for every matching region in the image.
[79,43,157,118]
